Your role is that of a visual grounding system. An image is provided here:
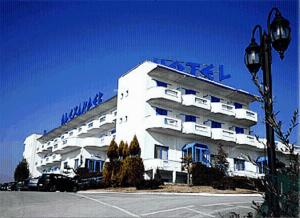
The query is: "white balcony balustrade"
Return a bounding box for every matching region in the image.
[52,154,62,163]
[182,95,211,111]
[182,122,211,138]
[235,108,257,125]
[236,134,258,147]
[211,128,236,142]
[211,102,235,117]
[145,115,182,132]
[146,87,182,104]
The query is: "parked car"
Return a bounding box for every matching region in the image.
[37,173,78,192]
[22,177,40,191]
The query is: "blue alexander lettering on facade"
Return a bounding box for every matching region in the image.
[61,92,103,125]
[153,58,231,82]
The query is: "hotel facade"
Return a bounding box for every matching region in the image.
[23,61,290,183]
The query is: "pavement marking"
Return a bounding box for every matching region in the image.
[185,207,215,217]
[200,201,262,207]
[78,191,262,197]
[210,205,255,215]
[71,193,139,217]
[141,205,194,216]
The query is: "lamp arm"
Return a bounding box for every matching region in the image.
[251,25,263,43]
[267,7,281,35]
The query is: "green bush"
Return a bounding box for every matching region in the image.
[102,162,113,186]
[129,135,141,156]
[107,139,119,161]
[14,159,29,182]
[120,157,144,186]
[118,140,125,159]
[192,163,225,186]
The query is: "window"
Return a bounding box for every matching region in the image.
[156,108,168,116]
[185,115,196,122]
[88,122,93,127]
[125,90,129,97]
[85,159,104,172]
[74,159,79,169]
[154,145,168,160]
[234,158,245,171]
[211,121,222,128]
[235,127,244,134]
[120,93,124,99]
[156,80,168,87]
[64,162,68,169]
[125,116,128,122]
[185,89,196,95]
[69,131,73,136]
[211,96,220,102]
[111,129,116,134]
[234,102,243,109]
[256,156,268,174]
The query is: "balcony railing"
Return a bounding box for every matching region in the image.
[146,87,182,103]
[236,134,257,147]
[182,122,211,138]
[211,128,236,142]
[235,108,257,123]
[145,115,182,132]
[211,102,235,116]
[182,94,211,110]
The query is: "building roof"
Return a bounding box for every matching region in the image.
[38,95,117,143]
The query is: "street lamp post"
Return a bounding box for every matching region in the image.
[244,8,291,217]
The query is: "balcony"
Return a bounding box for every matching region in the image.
[145,115,182,134]
[146,87,182,108]
[211,102,235,119]
[182,122,211,138]
[84,136,114,150]
[54,138,81,154]
[182,95,211,113]
[236,134,258,147]
[52,154,62,163]
[211,128,236,142]
[78,114,115,137]
[235,108,257,125]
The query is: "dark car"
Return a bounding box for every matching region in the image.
[37,174,78,192]
[23,177,40,191]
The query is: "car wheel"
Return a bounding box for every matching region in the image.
[49,185,56,192]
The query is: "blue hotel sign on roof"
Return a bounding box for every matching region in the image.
[153,58,231,82]
[61,92,103,125]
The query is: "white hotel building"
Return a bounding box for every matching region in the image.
[23,61,290,183]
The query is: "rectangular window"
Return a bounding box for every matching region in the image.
[234,103,243,109]
[211,121,222,128]
[185,89,196,95]
[234,158,245,171]
[95,161,100,172]
[74,159,79,169]
[154,145,168,160]
[64,162,68,169]
[235,127,244,134]
[156,108,168,116]
[89,160,94,171]
[156,80,168,87]
[185,115,196,122]
[211,96,220,102]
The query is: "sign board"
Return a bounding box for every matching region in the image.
[153,58,231,82]
[61,92,103,125]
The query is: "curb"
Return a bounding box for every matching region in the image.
[77,191,263,197]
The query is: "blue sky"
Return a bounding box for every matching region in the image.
[0,1,298,182]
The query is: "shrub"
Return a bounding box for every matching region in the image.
[107,139,119,161]
[121,157,144,186]
[129,135,141,156]
[118,140,125,159]
[123,142,129,159]
[102,162,113,186]
[192,163,225,186]
[136,179,161,190]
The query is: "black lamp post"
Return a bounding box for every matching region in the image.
[244,8,291,217]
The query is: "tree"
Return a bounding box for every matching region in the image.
[213,144,229,174]
[107,139,119,161]
[14,159,29,182]
[129,135,141,156]
[118,140,125,159]
[181,154,193,185]
[249,66,299,217]
[123,142,129,159]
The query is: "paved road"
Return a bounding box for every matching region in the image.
[0,191,263,217]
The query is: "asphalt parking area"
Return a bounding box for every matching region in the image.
[0,191,263,217]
